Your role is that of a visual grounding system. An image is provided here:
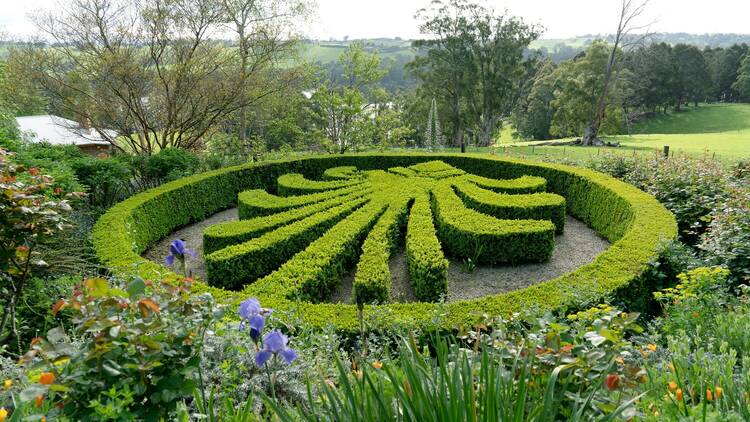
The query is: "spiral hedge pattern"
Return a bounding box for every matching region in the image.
[92,154,677,333]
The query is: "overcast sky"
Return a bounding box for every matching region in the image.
[1,0,749,40]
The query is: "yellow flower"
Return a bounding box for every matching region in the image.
[715,386,723,400]
[2,379,10,390]
[706,389,713,402]
[647,344,657,352]
[668,381,678,392]
[0,407,7,422]
[372,361,383,369]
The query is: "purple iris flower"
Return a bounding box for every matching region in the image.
[165,239,196,266]
[238,297,271,340]
[239,298,261,320]
[256,330,297,367]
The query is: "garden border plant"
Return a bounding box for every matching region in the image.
[92,153,677,333]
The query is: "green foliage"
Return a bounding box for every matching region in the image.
[271,306,645,421]
[589,154,729,244]
[276,173,362,196]
[238,185,366,219]
[453,179,566,233]
[20,277,224,421]
[205,190,368,255]
[466,174,546,194]
[91,153,676,333]
[431,182,555,264]
[353,198,410,304]
[406,194,449,302]
[700,188,750,282]
[205,198,367,289]
[0,149,80,352]
[70,156,131,208]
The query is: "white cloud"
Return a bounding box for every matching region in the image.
[1,0,749,40]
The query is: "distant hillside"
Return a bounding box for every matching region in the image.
[300,33,750,65]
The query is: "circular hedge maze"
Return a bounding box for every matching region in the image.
[93,154,677,332]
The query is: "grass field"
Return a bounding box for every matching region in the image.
[497,103,750,162]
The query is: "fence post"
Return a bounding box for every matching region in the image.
[663,145,670,158]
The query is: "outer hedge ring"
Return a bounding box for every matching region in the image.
[92,153,677,333]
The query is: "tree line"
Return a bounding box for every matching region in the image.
[2,0,750,155]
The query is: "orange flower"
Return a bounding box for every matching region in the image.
[647,344,657,352]
[39,372,55,385]
[706,389,713,402]
[675,388,684,401]
[715,386,723,400]
[35,394,43,407]
[605,374,620,391]
[372,361,383,369]
[692,311,700,318]
[668,381,678,392]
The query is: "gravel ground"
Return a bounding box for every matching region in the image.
[143,208,238,279]
[144,211,609,302]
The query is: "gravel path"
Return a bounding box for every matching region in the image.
[143,208,238,279]
[144,211,609,303]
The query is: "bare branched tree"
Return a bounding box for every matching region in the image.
[583,0,652,146]
[21,0,308,155]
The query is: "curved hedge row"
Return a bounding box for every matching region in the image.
[323,166,361,180]
[277,173,362,196]
[467,174,546,194]
[431,183,556,264]
[453,180,566,233]
[238,185,365,219]
[92,153,677,333]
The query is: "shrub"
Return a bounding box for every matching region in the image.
[205,198,367,289]
[406,194,449,302]
[466,174,546,194]
[277,173,362,196]
[700,188,750,283]
[353,197,410,304]
[589,154,728,244]
[19,277,223,421]
[91,153,677,333]
[453,179,566,233]
[238,184,367,219]
[431,182,556,264]
[70,156,131,208]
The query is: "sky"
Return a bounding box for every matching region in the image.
[1,0,749,40]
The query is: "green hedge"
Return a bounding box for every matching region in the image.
[467,174,546,194]
[323,166,361,180]
[453,179,566,233]
[277,173,362,196]
[238,185,365,219]
[204,190,369,254]
[352,197,410,304]
[388,167,417,177]
[431,183,556,264]
[205,198,368,289]
[252,200,388,303]
[93,153,677,334]
[406,193,449,302]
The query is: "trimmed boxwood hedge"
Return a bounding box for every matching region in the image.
[453,179,566,233]
[92,153,677,334]
[352,197,411,304]
[205,198,368,289]
[431,183,556,264]
[238,185,365,219]
[323,166,361,180]
[277,173,362,196]
[204,190,369,255]
[467,174,546,194]
[406,193,449,302]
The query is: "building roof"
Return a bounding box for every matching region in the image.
[15,115,115,147]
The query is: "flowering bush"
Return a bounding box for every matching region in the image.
[589,154,729,244]
[18,276,224,420]
[0,147,81,353]
[700,187,750,283]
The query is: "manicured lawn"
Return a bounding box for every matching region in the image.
[496,103,750,162]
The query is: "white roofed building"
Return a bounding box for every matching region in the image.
[15,115,115,154]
